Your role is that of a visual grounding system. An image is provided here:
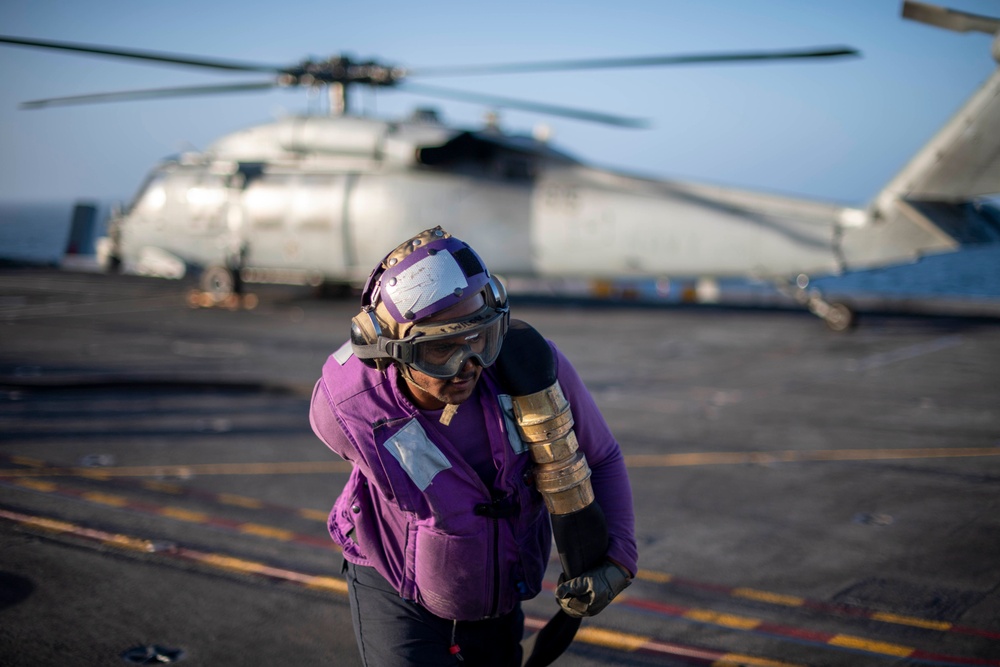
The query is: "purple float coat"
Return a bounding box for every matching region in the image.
[310,337,638,621]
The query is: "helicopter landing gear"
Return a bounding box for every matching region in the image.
[188,266,256,310]
[810,298,856,332]
[781,274,857,332]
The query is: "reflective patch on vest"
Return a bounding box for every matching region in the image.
[333,340,354,366]
[382,419,452,491]
[498,394,528,455]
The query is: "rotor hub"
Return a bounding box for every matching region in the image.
[282,56,404,87]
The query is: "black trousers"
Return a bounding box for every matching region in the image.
[344,560,524,667]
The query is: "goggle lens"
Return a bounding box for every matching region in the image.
[409,314,506,379]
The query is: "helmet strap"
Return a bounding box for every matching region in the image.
[439,403,460,426]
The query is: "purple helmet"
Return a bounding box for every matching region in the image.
[351,227,509,377]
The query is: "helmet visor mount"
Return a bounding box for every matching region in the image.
[392,304,508,379]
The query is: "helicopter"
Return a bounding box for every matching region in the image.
[1,1,998,331]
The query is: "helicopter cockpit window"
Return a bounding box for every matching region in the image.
[417,132,536,182]
[185,174,227,231]
[132,173,168,214]
[498,157,533,181]
[233,162,266,189]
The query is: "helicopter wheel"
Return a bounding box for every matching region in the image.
[200,266,238,306]
[823,302,857,332]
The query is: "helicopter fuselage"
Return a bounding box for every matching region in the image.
[110,114,884,292]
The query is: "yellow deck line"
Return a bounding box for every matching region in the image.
[575,625,650,652]
[732,588,805,607]
[1,457,975,642]
[238,523,296,541]
[3,447,1000,479]
[0,461,353,478]
[159,507,209,523]
[684,609,762,630]
[828,634,913,657]
[870,612,952,631]
[714,654,802,667]
[625,446,1000,468]
[0,507,954,667]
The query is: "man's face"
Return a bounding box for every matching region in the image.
[401,293,486,410]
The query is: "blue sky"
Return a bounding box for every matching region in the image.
[0,0,996,206]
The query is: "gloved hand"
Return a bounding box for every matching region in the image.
[555,560,631,618]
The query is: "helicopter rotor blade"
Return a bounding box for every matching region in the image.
[404,46,859,77]
[20,81,279,109]
[0,34,284,73]
[902,1,1000,35]
[398,82,648,128]
[0,35,858,124]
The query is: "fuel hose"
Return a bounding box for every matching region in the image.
[495,320,610,667]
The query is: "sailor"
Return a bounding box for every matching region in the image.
[309,227,637,666]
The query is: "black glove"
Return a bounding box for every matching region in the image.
[555,560,631,618]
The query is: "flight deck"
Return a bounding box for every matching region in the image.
[1,268,998,666]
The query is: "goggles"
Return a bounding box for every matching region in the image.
[360,302,509,379]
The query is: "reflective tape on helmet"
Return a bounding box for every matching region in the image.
[383,249,469,322]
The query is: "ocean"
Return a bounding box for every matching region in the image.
[0,200,114,266]
[2,199,999,309]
